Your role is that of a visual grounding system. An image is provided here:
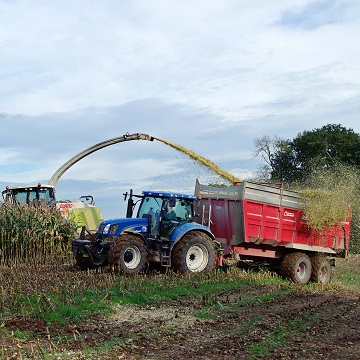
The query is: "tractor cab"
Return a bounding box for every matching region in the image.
[2,183,56,206]
[137,191,195,239]
[96,190,198,243]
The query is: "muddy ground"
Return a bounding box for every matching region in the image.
[1,257,360,360]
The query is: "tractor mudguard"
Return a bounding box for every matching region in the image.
[169,223,214,250]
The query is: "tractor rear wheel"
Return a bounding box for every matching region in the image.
[171,232,215,274]
[280,252,312,284]
[108,235,148,275]
[311,255,331,285]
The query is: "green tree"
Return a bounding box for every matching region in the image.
[255,124,360,183]
[292,124,360,178]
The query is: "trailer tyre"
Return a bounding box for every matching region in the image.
[280,252,312,284]
[311,255,331,285]
[108,235,148,275]
[172,232,215,274]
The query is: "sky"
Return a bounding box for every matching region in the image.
[1,0,360,218]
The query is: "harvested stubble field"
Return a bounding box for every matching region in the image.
[0,254,359,360]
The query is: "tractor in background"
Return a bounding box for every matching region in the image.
[1,132,154,233]
[2,183,103,233]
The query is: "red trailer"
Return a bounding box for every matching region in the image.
[194,180,351,285]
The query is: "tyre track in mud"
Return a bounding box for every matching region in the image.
[122,291,360,360]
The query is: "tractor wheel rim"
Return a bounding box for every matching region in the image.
[186,244,209,272]
[124,246,141,269]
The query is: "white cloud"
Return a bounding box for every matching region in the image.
[1,0,360,216]
[1,0,359,119]
[0,149,19,164]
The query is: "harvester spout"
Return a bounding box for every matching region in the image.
[48,132,154,187]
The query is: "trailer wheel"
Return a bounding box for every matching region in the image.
[311,255,331,285]
[171,232,215,274]
[280,252,312,284]
[108,235,148,275]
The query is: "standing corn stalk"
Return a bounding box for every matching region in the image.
[0,203,76,267]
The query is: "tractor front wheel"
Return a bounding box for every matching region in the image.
[171,232,215,274]
[280,252,312,284]
[108,235,148,275]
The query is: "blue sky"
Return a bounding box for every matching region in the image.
[1,0,360,218]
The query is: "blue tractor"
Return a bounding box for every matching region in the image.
[72,189,216,274]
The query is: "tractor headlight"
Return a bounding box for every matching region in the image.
[103,224,111,234]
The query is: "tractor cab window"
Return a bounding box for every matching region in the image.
[162,198,192,222]
[161,198,193,238]
[38,188,54,203]
[12,190,29,205]
[138,196,162,218]
[163,198,192,222]
[138,196,162,236]
[11,187,55,206]
[174,199,192,221]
